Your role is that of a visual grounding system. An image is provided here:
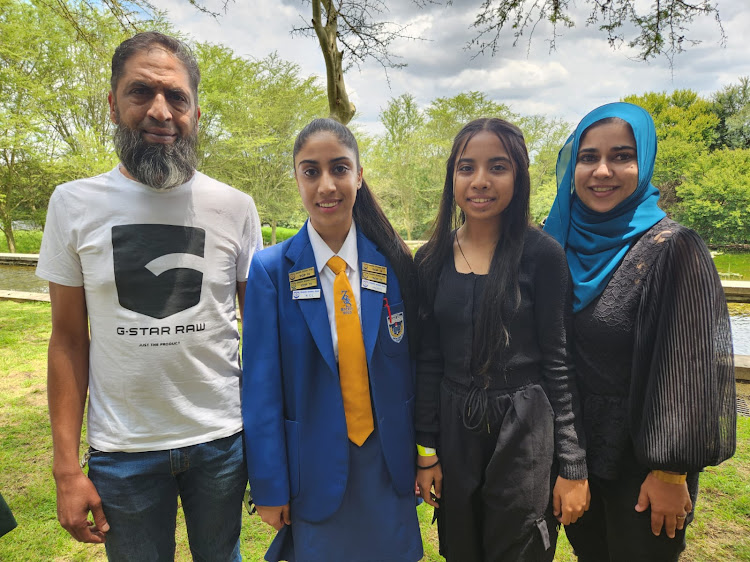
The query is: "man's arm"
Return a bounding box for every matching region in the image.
[47,282,109,543]
[236,281,247,324]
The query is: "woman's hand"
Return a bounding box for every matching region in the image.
[635,472,692,538]
[416,454,442,508]
[255,504,291,530]
[553,476,590,525]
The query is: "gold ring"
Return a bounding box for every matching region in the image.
[676,515,686,519]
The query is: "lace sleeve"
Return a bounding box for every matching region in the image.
[630,226,736,472]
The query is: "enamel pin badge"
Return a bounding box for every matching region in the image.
[289,267,320,299]
[361,262,387,293]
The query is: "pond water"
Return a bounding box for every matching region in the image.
[730,308,750,356]
[1,264,749,355]
[0,264,48,293]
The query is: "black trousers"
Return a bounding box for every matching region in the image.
[564,469,700,562]
[436,380,559,562]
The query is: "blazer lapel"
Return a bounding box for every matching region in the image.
[357,231,386,364]
[285,227,338,377]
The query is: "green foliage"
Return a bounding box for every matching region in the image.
[712,77,750,150]
[518,114,571,223]
[2,0,749,250]
[1,0,327,251]
[366,93,444,240]
[261,226,299,247]
[675,149,750,244]
[424,92,514,144]
[0,230,42,253]
[367,91,570,236]
[0,0,142,252]
[197,46,327,239]
[623,90,719,212]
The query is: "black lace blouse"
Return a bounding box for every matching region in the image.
[574,218,736,479]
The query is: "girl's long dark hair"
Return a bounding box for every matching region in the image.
[294,118,418,352]
[416,118,531,382]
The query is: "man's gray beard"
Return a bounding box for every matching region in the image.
[113,123,198,190]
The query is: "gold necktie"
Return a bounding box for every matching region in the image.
[327,256,373,446]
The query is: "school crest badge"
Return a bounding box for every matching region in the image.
[387,311,405,343]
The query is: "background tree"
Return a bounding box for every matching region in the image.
[197,46,327,242]
[367,93,434,240]
[623,90,718,211]
[367,91,571,237]
[290,0,424,124]
[0,0,48,251]
[675,149,750,245]
[42,0,729,128]
[38,0,421,125]
[470,0,725,63]
[712,77,750,150]
[0,0,129,251]
[519,114,571,223]
[372,92,517,238]
[423,92,515,147]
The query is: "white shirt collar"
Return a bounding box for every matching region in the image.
[307,220,359,274]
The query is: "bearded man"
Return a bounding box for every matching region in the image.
[36,32,262,561]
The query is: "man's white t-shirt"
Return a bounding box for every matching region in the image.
[37,166,263,452]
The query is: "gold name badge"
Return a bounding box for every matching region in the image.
[362,271,387,284]
[362,262,387,275]
[290,277,318,291]
[289,267,316,282]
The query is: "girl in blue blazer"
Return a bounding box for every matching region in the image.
[242,118,423,562]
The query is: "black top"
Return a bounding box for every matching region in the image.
[416,227,588,480]
[574,218,736,479]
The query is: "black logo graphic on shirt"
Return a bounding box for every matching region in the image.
[112,225,206,319]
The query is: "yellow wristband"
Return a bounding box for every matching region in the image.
[651,470,687,485]
[417,444,436,457]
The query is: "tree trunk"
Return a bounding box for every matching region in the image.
[1,217,16,253]
[271,219,277,246]
[312,0,356,124]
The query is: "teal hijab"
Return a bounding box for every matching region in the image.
[544,102,666,312]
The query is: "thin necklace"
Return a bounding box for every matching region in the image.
[456,233,473,273]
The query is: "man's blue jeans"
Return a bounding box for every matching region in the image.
[87,432,246,561]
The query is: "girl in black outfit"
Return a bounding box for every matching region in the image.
[415,118,589,561]
[544,102,736,561]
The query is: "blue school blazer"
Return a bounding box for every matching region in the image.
[242,224,416,523]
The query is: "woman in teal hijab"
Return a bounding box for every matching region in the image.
[544,102,666,312]
[545,102,735,561]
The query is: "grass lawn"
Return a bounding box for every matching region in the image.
[713,252,750,281]
[0,299,748,560]
[0,231,44,254]
[261,226,299,247]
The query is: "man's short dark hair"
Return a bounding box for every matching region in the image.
[111,31,200,100]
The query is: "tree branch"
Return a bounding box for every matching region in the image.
[467,0,725,65]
